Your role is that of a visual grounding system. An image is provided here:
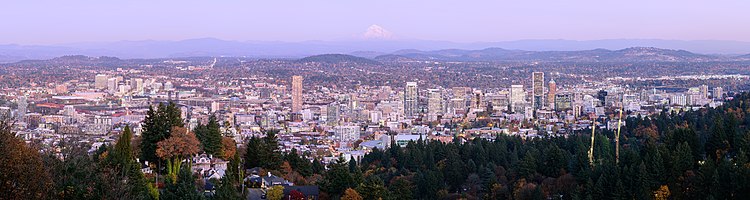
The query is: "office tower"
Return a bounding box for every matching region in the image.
[597,90,608,106]
[700,84,709,99]
[134,78,144,94]
[95,74,108,90]
[671,94,687,106]
[450,98,466,115]
[554,93,573,111]
[107,78,118,93]
[291,76,303,112]
[327,102,340,125]
[334,125,360,142]
[532,72,545,109]
[470,90,483,109]
[548,78,556,110]
[404,82,418,117]
[427,89,442,121]
[16,96,27,119]
[510,85,525,112]
[714,87,723,99]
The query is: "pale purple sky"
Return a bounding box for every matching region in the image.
[2,0,749,44]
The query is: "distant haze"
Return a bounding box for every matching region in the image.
[2,0,750,45]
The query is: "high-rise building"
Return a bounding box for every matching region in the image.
[450,98,466,115]
[699,84,709,99]
[16,96,27,119]
[532,72,545,109]
[427,89,442,121]
[327,102,340,125]
[107,78,118,94]
[510,85,525,112]
[554,93,573,111]
[291,76,303,112]
[470,90,483,109]
[95,74,108,90]
[404,82,418,117]
[334,125,360,142]
[714,87,724,99]
[134,78,144,94]
[548,78,556,110]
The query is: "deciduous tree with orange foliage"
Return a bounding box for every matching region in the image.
[341,188,363,200]
[0,120,52,200]
[156,127,200,181]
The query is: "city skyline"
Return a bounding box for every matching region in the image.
[4,1,750,200]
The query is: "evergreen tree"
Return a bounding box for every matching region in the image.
[387,177,413,200]
[161,164,203,200]
[321,157,357,198]
[213,177,242,200]
[244,136,262,169]
[199,115,224,156]
[141,102,184,163]
[357,175,387,200]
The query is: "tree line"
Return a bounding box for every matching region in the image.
[5,93,750,199]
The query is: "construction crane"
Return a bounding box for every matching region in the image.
[616,108,623,164]
[588,120,596,166]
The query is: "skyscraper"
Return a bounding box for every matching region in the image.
[548,78,556,110]
[532,72,545,109]
[134,78,144,94]
[427,88,442,121]
[510,85,525,112]
[404,82,418,117]
[95,74,108,90]
[16,96,27,119]
[714,87,723,99]
[107,78,118,94]
[291,75,303,112]
[327,102,340,125]
[700,84,709,99]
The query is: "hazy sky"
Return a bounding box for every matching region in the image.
[2,0,749,44]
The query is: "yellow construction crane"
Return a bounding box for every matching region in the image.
[616,108,623,164]
[589,120,596,166]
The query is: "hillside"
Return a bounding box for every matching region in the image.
[378,47,718,62]
[298,54,381,65]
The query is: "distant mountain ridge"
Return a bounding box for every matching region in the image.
[2,38,750,63]
[374,47,715,62]
[298,54,381,65]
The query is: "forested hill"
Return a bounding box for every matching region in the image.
[346,93,750,199]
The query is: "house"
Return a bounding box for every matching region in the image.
[192,154,229,179]
[248,172,293,189]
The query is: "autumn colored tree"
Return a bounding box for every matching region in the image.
[267,185,285,200]
[221,137,237,159]
[0,120,52,200]
[156,127,201,181]
[141,102,184,163]
[341,188,363,200]
[289,190,306,200]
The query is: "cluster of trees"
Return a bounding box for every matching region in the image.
[312,93,750,199]
[0,102,246,200]
[8,93,750,199]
